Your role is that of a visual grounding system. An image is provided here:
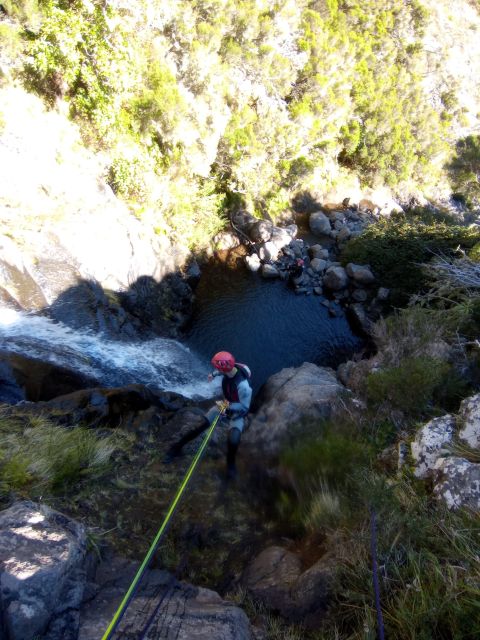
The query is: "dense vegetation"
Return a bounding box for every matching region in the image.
[1,2,480,639]
[275,252,480,638]
[1,0,473,248]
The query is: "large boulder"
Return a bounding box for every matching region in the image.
[309,211,332,237]
[242,547,335,628]
[323,266,348,291]
[79,556,253,640]
[242,547,302,613]
[411,415,456,478]
[433,456,480,510]
[248,220,273,243]
[345,263,376,285]
[0,87,188,310]
[458,393,480,448]
[0,501,87,640]
[244,363,345,456]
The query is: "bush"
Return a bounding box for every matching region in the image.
[107,156,150,203]
[341,213,480,305]
[448,134,480,208]
[366,356,450,416]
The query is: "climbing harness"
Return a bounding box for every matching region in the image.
[101,401,229,640]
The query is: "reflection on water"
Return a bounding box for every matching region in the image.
[185,258,364,394]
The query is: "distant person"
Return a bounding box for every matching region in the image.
[165,351,252,480]
[287,258,305,288]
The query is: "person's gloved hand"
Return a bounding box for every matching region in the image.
[216,400,229,412]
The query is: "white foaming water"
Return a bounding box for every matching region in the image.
[0,309,217,399]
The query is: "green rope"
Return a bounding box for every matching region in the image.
[101,402,228,640]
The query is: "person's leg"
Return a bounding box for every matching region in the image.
[226,416,244,478]
[164,408,219,462]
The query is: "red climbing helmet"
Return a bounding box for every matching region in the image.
[211,351,235,373]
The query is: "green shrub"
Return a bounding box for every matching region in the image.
[366,356,450,416]
[277,421,372,531]
[448,135,480,208]
[341,213,480,305]
[107,156,149,203]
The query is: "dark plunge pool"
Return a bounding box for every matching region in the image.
[185,255,364,395]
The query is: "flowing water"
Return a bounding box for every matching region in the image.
[0,308,215,399]
[0,255,363,400]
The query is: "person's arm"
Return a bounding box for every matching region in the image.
[228,379,252,416]
[208,370,222,382]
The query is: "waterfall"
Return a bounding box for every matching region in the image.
[0,309,218,400]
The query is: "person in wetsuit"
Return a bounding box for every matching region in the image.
[165,351,252,479]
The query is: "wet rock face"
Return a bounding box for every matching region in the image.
[0,350,100,403]
[0,501,87,640]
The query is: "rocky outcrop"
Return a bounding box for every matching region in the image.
[79,555,253,640]
[244,363,346,456]
[433,457,480,510]
[242,546,335,629]
[458,393,480,448]
[0,501,87,640]
[411,415,456,478]
[0,350,100,403]
[0,383,188,430]
[409,393,480,510]
[0,87,189,312]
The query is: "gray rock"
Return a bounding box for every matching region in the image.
[309,211,331,237]
[258,242,277,262]
[214,231,241,251]
[270,227,295,252]
[347,303,374,336]
[289,555,335,627]
[377,287,390,301]
[458,394,480,448]
[351,288,367,302]
[245,254,261,272]
[242,547,301,613]
[336,227,351,244]
[243,547,334,629]
[323,266,348,291]
[260,264,280,279]
[310,258,327,274]
[411,415,456,478]
[248,220,273,243]
[244,363,345,456]
[433,456,480,510]
[0,501,87,640]
[346,263,375,285]
[308,245,329,260]
[80,557,252,640]
[289,239,305,257]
